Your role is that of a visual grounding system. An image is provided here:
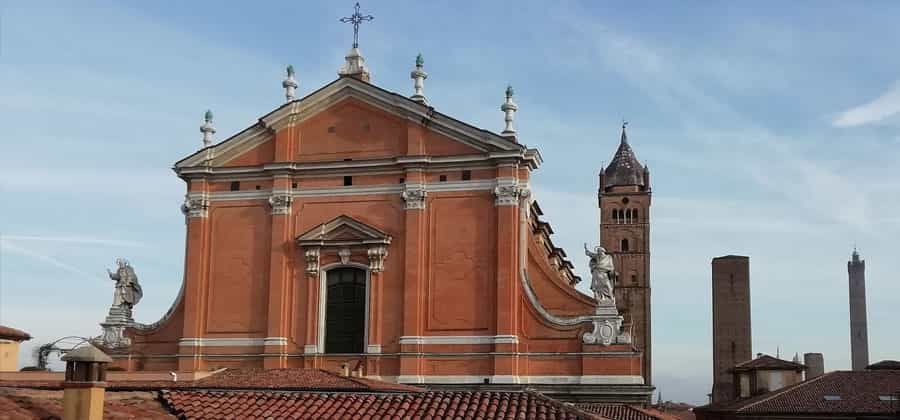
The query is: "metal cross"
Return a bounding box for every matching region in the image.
[339,2,374,48]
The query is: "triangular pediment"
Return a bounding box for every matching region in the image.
[175,77,524,169]
[296,215,391,247]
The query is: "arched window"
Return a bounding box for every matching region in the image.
[324,267,367,353]
[631,209,638,222]
[612,209,619,223]
[621,238,630,252]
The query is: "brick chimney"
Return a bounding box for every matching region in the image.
[61,344,112,420]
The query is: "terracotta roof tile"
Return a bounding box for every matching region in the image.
[697,369,900,415]
[0,387,173,419]
[162,390,604,420]
[731,354,804,372]
[576,403,678,420]
[0,325,31,341]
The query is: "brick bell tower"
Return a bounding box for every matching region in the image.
[598,123,652,385]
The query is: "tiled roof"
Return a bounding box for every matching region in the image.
[697,369,900,415]
[0,387,174,419]
[731,354,804,372]
[576,403,681,420]
[0,325,31,341]
[0,368,422,393]
[867,360,900,370]
[161,390,606,420]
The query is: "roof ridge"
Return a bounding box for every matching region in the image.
[737,371,831,412]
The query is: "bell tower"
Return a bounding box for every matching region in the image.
[598,123,652,385]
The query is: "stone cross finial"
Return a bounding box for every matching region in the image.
[410,53,428,105]
[500,84,518,138]
[283,65,299,101]
[200,109,216,147]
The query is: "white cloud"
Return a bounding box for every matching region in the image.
[833,81,900,127]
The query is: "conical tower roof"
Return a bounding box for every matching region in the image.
[602,125,646,189]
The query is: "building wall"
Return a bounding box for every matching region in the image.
[599,184,651,385]
[0,341,20,372]
[711,256,752,403]
[117,96,644,388]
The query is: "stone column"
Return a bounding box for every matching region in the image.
[179,180,211,371]
[61,345,112,420]
[264,176,293,368]
[399,172,427,380]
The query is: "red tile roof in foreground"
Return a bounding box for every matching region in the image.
[0,368,423,393]
[696,368,900,415]
[161,390,606,420]
[0,388,174,419]
[0,325,32,341]
[576,403,682,420]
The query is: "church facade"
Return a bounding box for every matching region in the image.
[107,44,651,401]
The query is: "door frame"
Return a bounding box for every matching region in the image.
[317,262,371,354]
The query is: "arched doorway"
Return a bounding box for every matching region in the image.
[324,267,367,353]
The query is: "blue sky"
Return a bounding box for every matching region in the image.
[2,1,899,404]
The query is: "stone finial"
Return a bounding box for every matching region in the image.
[283,65,299,101]
[200,109,216,147]
[338,47,371,82]
[410,53,428,105]
[500,84,518,139]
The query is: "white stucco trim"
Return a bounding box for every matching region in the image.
[395,375,643,385]
[398,335,519,345]
[303,345,318,354]
[366,344,382,354]
[178,337,288,347]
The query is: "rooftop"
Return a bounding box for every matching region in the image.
[0,325,32,342]
[696,367,900,415]
[731,354,805,372]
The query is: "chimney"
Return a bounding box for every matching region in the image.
[61,345,112,420]
[804,353,825,379]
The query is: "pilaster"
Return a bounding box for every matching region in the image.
[400,169,426,377]
[264,175,293,368]
[179,179,210,371]
[492,167,524,377]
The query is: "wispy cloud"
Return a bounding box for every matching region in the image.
[0,240,95,280]
[833,80,900,127]
[2,235,145,248]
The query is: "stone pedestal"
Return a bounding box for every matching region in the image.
[582,303,631,346]
[96,306,133,348]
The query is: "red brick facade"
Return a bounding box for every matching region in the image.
[112,76,647,399]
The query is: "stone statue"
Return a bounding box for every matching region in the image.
[107,258,142,313]
[584,243,616,304]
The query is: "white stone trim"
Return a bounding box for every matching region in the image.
[187,179,515,203]
[303,344,318,354]
[398,335,519,345]
[395,375,643,385]
[366,344,382,354]
[178,337,287,347]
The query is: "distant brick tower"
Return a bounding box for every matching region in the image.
[598,123,652,385]
[710,255,752,403]
[848,248,869,371]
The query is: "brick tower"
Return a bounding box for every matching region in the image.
[848,248,869,371]
[598,124,652,385]
[710,255,752,403]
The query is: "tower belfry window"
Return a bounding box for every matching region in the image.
[621,238,630,252]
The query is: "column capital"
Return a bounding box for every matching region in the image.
[493,184,530,206]
[181,194,209,218]
[304,247,320,276]
[368,245,388,272]
[268,192,293,215]
[401,184,427,210]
